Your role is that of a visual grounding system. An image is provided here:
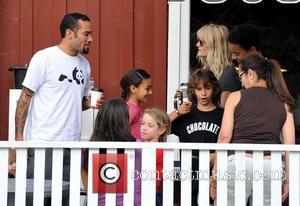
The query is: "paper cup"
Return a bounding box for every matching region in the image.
[90,88,103,108]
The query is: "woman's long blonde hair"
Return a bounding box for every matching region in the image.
[197,24,231,79]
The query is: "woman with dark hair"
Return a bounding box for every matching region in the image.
[81,98,140,206]
[211,54,295,205]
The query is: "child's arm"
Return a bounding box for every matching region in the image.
[168,102,192,122]
[81,149,89,191]
[8,148,16,176]
[81,170,88,192]
[281,104,295,202]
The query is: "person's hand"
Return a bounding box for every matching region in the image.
[282,182,289,202]
[174,90,182,99]
[95,94,105,108]
[85,93,105,109]
[210,177,217,200]
[177,101,192,115]
[83,95,91,109]
[8,162,16,176]
[15,136,24,141]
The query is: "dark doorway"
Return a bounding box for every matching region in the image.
[191,0,300,144]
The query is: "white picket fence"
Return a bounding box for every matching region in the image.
[0,141,300,206]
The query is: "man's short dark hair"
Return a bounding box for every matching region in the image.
[228,24,262,52]
[60,12,90,38]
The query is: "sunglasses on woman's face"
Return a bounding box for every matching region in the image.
[239,71,246,78]
[198,40,206,47]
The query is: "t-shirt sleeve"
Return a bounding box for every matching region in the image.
[171,118,180,136]
[219,66,241,92]
[22,51,47,92]
[83,60,91,96]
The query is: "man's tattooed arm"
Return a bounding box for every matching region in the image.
[15,87,33,141]
[82,96,91,111]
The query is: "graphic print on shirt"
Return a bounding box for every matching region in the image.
[186,121,220,135]
[171,107,223,144]
[58,67,84,85]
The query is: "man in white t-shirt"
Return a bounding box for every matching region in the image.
[15,12,101,141]
[15,12,103,205]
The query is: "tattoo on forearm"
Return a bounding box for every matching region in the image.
[82,96,90,111]
[15,88,33,139]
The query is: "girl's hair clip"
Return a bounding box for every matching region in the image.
[135,71,144,79]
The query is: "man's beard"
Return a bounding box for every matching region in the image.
[82,47,89,54]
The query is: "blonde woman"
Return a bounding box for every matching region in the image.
[196,24,241,107]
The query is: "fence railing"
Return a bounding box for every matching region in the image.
[1,141,299,206]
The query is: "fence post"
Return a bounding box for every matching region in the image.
[33,148,46,205]
[0,149,9,205]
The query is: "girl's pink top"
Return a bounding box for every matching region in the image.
[127,102,142,141]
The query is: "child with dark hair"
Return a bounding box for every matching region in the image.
[90,98,134,142]
[171,69,223,206]
[120,68,152,141]
[81,98,140,205]
[119,69,152,206]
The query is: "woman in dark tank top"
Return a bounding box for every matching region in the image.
[210,54,295,205]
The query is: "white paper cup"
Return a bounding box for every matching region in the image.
[90,88,103,108]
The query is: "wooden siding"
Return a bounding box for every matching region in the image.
[0,0,167,140]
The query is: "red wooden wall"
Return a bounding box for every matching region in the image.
[0,0,167,140]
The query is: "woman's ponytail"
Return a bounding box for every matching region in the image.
[240,54,295,112]
[265,59,295,112]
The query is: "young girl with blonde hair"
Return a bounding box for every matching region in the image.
[141,108,171,205]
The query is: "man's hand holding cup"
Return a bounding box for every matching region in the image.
[90,88,105,108]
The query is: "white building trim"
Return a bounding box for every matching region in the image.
[167,0,190,113]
